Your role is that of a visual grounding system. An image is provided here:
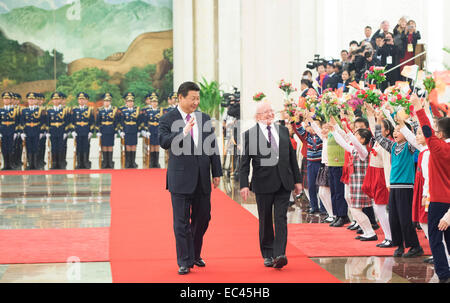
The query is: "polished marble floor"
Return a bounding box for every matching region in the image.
[0,172,443,283]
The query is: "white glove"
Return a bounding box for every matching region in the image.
[97,132,102,137]
[146,131,151,138]
[21,133,26,140]
[72,132,77,138]
[46,133,50,138]
[88,132,92,139]
[63,133,68,140]
[141,130,147,138]
[13,133,16,140]
[0,133,3,138]
[120,132,125,139]
[39,133,44,139]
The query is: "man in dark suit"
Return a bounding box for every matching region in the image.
[240,101,302,269]
[159,81,222,275]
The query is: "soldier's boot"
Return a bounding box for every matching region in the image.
[76,152,83,169]
[101,152,108,169]
[108,152,115,169]
[124,151,130,169]
[130,151,137,169]
[154,151,160,168]
[84,153,91,169]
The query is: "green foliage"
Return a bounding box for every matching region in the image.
[0,30,66,83]
[56,67,121,107]
[123,65,156,107]
[198,77,223,120]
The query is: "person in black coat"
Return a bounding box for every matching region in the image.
[377,32,402,91]
[159,81,222,275]
[240,101,302,269]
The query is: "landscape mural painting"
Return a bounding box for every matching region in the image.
[0,0,173,107]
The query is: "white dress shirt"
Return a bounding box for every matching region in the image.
[258,122,279,147]
[178,107,199,146]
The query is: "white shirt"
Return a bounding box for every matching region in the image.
[178,107,199,146]
[258,122,279,148]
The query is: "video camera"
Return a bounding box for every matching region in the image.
[222,87,240,119]
[306,54,327,69]
[221,87,240,108]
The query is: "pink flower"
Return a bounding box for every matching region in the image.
[369,66,375,72]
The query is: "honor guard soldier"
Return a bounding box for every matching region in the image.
[96,93,119,169]
[144,92,163,168]
[119,92,142,168]
[0,92,20,170]
[46,92,70,169]
[36,93,48,169]
[71,92,95,169]
[20,92,46,170]
[164,92,178,114]
[12,93,24,169]
[60,92,69,169]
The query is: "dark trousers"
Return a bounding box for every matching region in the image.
[171,182,211,267]
[328,166,348,217]
[389,188,420,248]
[363,207,377,225]
[255,185,291,259]
[428,202,450,280]
[307,160,322,211]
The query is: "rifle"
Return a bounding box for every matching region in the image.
[98,136,102,169]
[22,138,27,170]
[47,136,52,169]
[73,137,77,169]
[121,137,125,169]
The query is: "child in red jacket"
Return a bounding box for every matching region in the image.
[412,94,450,283]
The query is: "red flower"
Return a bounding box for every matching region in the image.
[364,94,368,98]
[397,94,402,100]
[369,66,375,72]
[406,95,411,100]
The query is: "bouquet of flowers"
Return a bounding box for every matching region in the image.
[319,90,343,125]
[253,92,266,102]
[423,75,436,95]
[365,66,387,87]
[356,88,382,107]
[305,94,319,110]
[388,87,413,115]
[285,102,298,122]
[347,96,364,111]
[278,79,297,99]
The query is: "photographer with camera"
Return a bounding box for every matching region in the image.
[353,43,381,83]
[377,32,402,91]
[221,88,241,177]
[399,19,421,75]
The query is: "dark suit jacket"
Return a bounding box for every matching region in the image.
[159,108,222,194]
[239,123,301,194]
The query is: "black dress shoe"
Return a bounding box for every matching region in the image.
[393,247,404,257]
[331,217,345,227]
[402,246,424,258]
[264,258,274,267]
[194,258,206,267]
[178,266,190,275]
[356,227,363,234]
[329,217,339,226]
[347,221,357,230]
[349,223,360,231]
[273,255,288,269]
[360,234,378,241]
[355,235,362,240]
[378,240,393,248]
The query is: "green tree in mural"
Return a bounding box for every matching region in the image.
[56,68,121,107]
[123,64,157,107]
[157,48,174,106]
[0,29,66,84]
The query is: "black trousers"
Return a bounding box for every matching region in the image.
[428,202,450,280]
[389,188,420,248]
[171,182,211,267]
[255,185,291,259]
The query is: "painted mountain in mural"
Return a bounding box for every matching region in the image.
[0,0,172,63]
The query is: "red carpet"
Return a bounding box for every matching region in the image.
[0,227,109,264]
[109,170,339,283]
[288,223,432,258]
